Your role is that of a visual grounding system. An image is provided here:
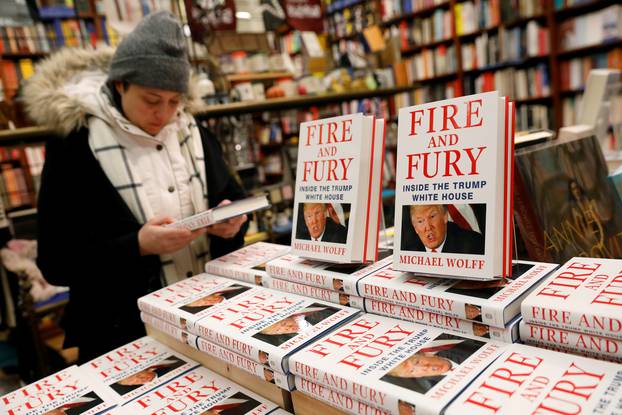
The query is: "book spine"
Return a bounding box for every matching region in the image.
[137,299,184,328]
[266,277,365,310]
[169,210,215,230]
[266,261,355,294]
[204,262,257,284]
[140,312,191,345]
[294,377,391,415]
[519,321,622,363]
[194,337,294,390]
[364,298,517,342]
[521,304,622,341]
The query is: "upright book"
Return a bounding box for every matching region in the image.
[393,91,515,279]
[80,336,199,404]
[2,365,118,415]
[109,366,285,415]
[521,257,622,340]
[358,260,557,328]
[205,241,290,285]
[289,314,507,415]
[445,343,622,415]
[514,133,622,263]
[290,113,386,263]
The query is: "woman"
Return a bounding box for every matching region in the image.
[24,11,247,362]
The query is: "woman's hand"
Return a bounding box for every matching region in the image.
[205,199,248,239]
[138,216,207,256]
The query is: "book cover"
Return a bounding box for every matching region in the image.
[140,311,196,347]
[514,134,622,263]
[445,343,622,415]
[364,298,521,343]
[358,260,557,328]
[167,195,270,231]
[521,257,622,340]
[80,336,199,404]
[519,320,622,363]
[393,91,514,279]
[266,249,392,295]
[205,242,290,286]
[263,275,365,309]
[195,337,295,391]
[290,314,507,415]
[290,113,385,263]
[110,366,281,415]
[2,365,118,415]
[192,288,360,374]
[137,274,256,330]
[294,376,392,415]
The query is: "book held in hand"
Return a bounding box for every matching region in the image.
[445,343,622,415]
[290,113,386,263]
[393,91,515,279]
[167,194,270,231]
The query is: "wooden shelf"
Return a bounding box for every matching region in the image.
[325,0,367,15]
[501,13,547,29]
[556,38,622,59]
[554,0,615,19]
[194,86,419,117]
[380,0,451,27]
[226,72,295,83]
[514,95,552,105]
[458,25,499,40]
[414,72,458,84]
[292,391,347,415]
[462,55,548,75]
[401,37,453,55]
[0,127,51,143]
[1,52,48,59]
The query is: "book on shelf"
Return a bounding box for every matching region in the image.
[167,194,270,231]
[519,320,622,363]
[1,365,118,415]
[358,260,558,328]
[290,113,386,263]
[521,257,622,340]
[266,248,393,294]
[263,274,366,309]
[514,133,622,263]
[289,314,507,415]
[109,366,285,415]
[137,274,360,374]
[141,311,296,390]
[204,241,290,286]
[445,343,622,415]
[364,298,523,342]
[79,336,199,404]
[393,91,515,279]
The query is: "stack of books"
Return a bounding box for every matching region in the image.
[520,257,622,363]
[137,274,360,392]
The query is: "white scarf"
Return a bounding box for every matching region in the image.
[87,89,210,285]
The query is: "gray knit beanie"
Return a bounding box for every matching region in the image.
[108,11,190,93]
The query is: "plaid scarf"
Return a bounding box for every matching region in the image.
[88,91,210,286]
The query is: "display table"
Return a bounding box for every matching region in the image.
[291,391,348,415]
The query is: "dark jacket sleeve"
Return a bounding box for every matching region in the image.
[200,126,249,258]
[36,132,160,290]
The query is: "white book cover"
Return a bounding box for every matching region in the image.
[110,366,280,415]
[137,274,256,330]
[291,113,385,263]
[204,242,290,285]
[192,287,361,374]
[264,275,365,310]
[289,314,507,415]
[2,365,119,415]
[393,91,513,279]
[266,250,393,295]
[195,337,295,391]
[521,257,622,340]
[364,298,521,343]
[80,336,199,404]
[295,376,392,415]
[358,260,557,328]
[446,343,622,415]
[519,321,622,363]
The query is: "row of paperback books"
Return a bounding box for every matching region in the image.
[2,335,290,415]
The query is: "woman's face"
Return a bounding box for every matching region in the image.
[116,83,181,136]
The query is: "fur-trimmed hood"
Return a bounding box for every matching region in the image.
[22,47,204,136]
